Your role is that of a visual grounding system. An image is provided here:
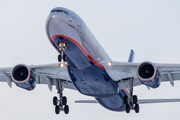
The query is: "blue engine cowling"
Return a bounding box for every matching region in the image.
[11,64,36,91]
[137,62,161,88]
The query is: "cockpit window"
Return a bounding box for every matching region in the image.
[56,10,62,12]
[51,10,56,12]
[50,9,69,15]
[63,11,69,15]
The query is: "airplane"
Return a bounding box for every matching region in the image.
[1,7,180,114]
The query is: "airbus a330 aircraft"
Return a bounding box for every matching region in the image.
[1,7,180,114]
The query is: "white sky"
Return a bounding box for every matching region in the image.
[0,0,180,120]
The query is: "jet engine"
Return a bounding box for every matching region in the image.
[137,61,161,88]
[11,64,36,90]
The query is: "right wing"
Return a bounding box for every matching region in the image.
[0,63,77,91]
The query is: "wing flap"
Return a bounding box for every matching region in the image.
[161,72,180,82]
[0,74,7,82]
[36,76,77,90]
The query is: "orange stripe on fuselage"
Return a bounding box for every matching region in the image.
[123,88,130,94]
[50,35,105,69]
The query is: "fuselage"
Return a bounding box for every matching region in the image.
[45,7,129,111]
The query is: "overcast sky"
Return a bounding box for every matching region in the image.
[0,0,180,120]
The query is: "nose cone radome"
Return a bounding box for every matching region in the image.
[46,15,65,41]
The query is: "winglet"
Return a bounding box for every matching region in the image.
[128,49,135,62]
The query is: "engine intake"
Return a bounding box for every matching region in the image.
[137,62,161,88]
[11,64,36,90]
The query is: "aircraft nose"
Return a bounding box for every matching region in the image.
[45,15,65,40]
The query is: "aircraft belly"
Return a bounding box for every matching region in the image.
[50,35,118,96]
[50,35,130,111]
[68,65,118,97]
[96,90,128,111]
[47,15,129,111]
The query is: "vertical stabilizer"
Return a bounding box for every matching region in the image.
[128,49,135,62]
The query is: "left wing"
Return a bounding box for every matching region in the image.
[0,63,76,91]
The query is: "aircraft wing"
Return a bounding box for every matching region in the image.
[1,61,180,91]
[100,61,180,90]
[0,63,76,91]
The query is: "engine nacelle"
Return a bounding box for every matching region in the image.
[137,61,161,88]
[11,64,36,91]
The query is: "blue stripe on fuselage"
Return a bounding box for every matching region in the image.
[96,90,128,111]
[52,35,129,111]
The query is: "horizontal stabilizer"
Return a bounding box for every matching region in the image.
[75,98,180,104]
[138,98,180,104]
[75,100,98,103]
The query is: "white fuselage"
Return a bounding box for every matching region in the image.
[46,7,111,65]
[45,7,128,112]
